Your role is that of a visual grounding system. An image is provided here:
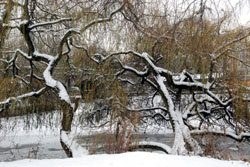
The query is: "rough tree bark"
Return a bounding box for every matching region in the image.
[60,98,81,157]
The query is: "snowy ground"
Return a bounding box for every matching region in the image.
[0,152,249,167]
[0,112,250,166]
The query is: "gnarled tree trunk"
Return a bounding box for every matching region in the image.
[60,106,74,157]
[60,98,86,157]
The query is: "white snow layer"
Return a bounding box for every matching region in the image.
[60,130,88,157]
[134,141,172,153]
[0,152,249,167]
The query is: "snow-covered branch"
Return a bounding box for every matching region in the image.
[0,87,46,107]
[1,49,31,61]
[115,58,149,77]
[31,29,82,108]
[117,77,135,85]
[129,141,172,154]
[58,29,80,56]
[42,55,73,107]
[33,51,53,61]
[98,51,173,76]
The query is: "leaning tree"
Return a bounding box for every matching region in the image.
[92,0,250,155]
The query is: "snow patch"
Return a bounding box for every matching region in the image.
[0,152,248,167]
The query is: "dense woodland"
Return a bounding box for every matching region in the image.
[0,0,250,158]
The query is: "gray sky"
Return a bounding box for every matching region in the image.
[239,4,250,25]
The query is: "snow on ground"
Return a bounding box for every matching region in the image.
[0,152,249,167]
[1,111,250,163]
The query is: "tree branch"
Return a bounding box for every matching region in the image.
[29,18,72,29]
[0,87,47,107]
[191,129,250,142]
[80,3,125,32]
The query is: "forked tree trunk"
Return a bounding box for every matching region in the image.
[171,110,203,155]
[156,76,202,155]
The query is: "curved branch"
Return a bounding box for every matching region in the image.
[29,18,72,29]
[80,3,125,32]
[115,58,149,77]
[129,141,171,154]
